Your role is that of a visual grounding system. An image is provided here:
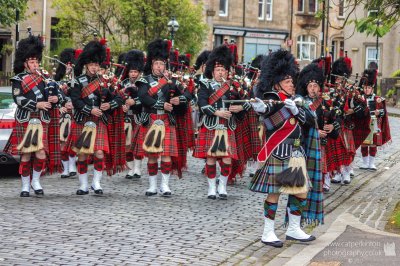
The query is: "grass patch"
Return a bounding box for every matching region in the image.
[385,201,400,234]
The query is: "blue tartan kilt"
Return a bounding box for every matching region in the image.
[249,155,312,194]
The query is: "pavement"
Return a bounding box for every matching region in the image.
[0,114,400,265]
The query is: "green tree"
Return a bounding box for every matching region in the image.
[322,0,400,37]
[52,0,208,58]
[0,0,28,27]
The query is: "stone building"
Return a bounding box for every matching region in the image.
[0,0,57,81]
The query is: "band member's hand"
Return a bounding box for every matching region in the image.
[36,101,51,111]
[65,101,73,110]
[345,108,354,115]
[164,102,173,112]
[323,124,334,133]
[91,108,102,117]
[48,95,59,103]
[59,106,68,114]
[319,129,327,138]
[250,97,267,113]
[170,97,180,105]
[215,110,232,120]
[126,98,135,107]
[100,103,111,111]
[163,70,170,79]
[284,99,299,115]
[122,105,128,113]
[229,105,243,113]
[374,110,379,116]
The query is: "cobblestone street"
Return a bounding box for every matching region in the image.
[1,116,399,265]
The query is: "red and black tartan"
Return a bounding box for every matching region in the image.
[247,109,263,159]
[136,113,178,158]
[126,115,142,156]
[173,106,195,178]
[193,125,238,160]
[320,143,328,174]
[229,115,252,181]
[47,108,62,174]
[105,107,126,175]
[21,74,43,94]
[352,115,371,150]
[4,112,49,156]
[65,115,110,154]
[325,129,354,172]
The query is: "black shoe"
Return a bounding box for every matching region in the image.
[161,191,172,197]
[76,189,89,195]
[208,195,217,200]
[145,191,157,196]
[323,187,330,193]
[69,172,77,177]
[61,174,69,178]
[249,173,254,177]
[125,174,134,179]
[33,189,44,196]
[261,240,284,248]
[219,194,227,200]
[286,235,316,242]
[343,180,351,185]
[350,172,355,178]
[133,174,141,179]
[20,191,30,197]
[91,186,103,195]
[331,179,341,184]
[201,167,205,174]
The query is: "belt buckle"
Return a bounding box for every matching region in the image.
[157,110,165,115]
[293,138,301,147]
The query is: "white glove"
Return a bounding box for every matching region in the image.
[284,99,299,115]
[250,97,267,113]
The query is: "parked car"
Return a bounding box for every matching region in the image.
[0,86,18,165]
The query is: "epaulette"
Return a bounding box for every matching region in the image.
[376,96,385,103]
[10,75,23,82]
[77,75,88,84]
[135,77,148,85]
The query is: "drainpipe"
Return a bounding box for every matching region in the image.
[289,0,293,52]
[42,0,47,45]
[242,0,246,62]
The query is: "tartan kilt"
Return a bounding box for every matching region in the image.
[325,133,353,172]
[5,112,49,155]
[193,126,238,160]
[135,113,178,158]
[235,115,252,163]
[65,116,109,154]
[247,110,263,159]
[126,115,141,155]
[320,144,328,174]
[249,155,311,194]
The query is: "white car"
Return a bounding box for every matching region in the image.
[0,86,19,166]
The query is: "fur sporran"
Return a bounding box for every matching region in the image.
[124,117,133,146]
[59,114,72,142]
[207,125,229,157]
[143,119,165,153]
[275,150,309,194]
[72,121,97,155]
[17,118,44,153]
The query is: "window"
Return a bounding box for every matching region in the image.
[365,46,380,69]
[50,17,60,52]
[219,0,228,17]
[309,0,317,13]
[298,0,304,12]
[259,0,273,20]
[338,0,345,17]
[297,35,317,61]
[331,39,344,60]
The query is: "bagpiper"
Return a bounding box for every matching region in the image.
[297,63,340,193]
[193,45,250,199]
[358,69,391,170]
[54,48,77,178]
[6,35,61,197]
[136,39,189,196]
[249,49,319,247]
[119,50,145,179]
[66,40,123,195]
